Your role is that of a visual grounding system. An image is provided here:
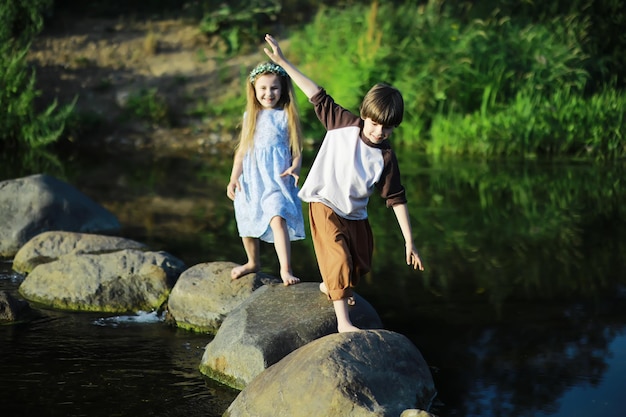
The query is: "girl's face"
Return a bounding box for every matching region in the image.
[254,73,282,109]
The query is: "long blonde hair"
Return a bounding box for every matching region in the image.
[236,63,303,159]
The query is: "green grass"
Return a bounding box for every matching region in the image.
[123,88,171,126]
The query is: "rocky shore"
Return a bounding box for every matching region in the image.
[1,173,437,416]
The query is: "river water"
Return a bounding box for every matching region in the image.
[1,148,625,417]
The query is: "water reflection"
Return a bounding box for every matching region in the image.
[1,149,626,417]
[535,331,626,417]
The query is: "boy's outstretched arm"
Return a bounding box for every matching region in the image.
[392,203,425,270]
[263,34,320,99]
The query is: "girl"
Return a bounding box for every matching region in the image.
[226,62,305,285]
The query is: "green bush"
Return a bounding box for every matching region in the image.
[198,0,282,54]
[287,0,592,147]
[196,0,382,54]
[124,88,171,126]
[197,0,626,158]
[0,0,74,150]
[459,0,626,90]
[429,86,626,159]
[0,43,74,149]
[0,0,52,46]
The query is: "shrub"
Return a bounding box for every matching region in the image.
[429,86,626,159]
[0,43,74,149]
[0,0,52,46]
[0,0,74,150]
[124,88,171,126]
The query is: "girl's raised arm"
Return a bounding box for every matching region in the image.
[263,34,320,99]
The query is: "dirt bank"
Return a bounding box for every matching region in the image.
[28,14,261,154]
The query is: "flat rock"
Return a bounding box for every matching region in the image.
[18,249,185,313]
[12,231,147,274]
[166,261,283,333]
[199,282,383,389]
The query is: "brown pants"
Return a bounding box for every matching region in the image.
[309,202,374,301]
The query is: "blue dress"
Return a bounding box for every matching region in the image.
[234,109,305,243]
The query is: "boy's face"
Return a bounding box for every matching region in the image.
[254,73,282,109]
[362,117,395,144]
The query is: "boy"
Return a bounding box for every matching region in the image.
[263,34,424,332]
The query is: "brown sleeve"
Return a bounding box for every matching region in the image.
[310,88,360,131]
[377,148,407,207]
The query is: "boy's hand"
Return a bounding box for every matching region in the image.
[263,34,285,64]
[406,243,424,271]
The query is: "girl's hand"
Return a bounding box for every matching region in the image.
[226,179,240,201]
[263,34,285,64]
[279,167,300,186]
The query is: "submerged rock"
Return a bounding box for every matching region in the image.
[0,291,35,323]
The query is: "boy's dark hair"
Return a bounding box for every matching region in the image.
[359,83,404,127]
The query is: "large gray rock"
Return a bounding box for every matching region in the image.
[199,282,383,389]
[166,261,283,333]
[224,330,437,417]
[18,249,185,313]
[0,174,120,258]
[12,231,148,274]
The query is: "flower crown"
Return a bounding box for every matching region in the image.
[249,62,288,83]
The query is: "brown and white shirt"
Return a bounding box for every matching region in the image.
[298,88,407,220]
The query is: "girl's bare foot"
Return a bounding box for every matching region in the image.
[320,282,355,305]
[231,263,259,279]
[280,270,300,286]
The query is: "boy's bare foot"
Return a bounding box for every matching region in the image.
[231,263,259,279]
[280,271,300,286]
[333,299,360,333]
[320,282,355,305]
